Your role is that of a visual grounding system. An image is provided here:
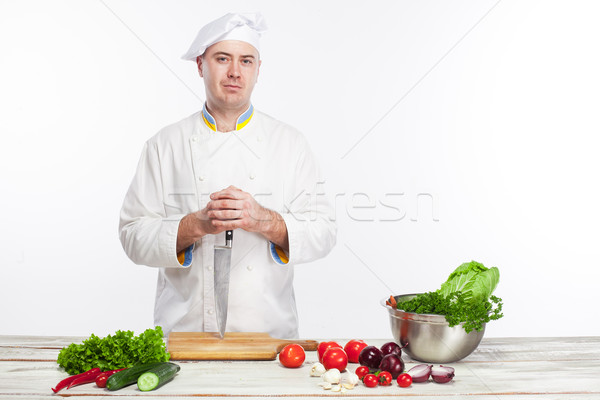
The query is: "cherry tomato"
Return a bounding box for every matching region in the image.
[397,373,413,388]
[344,339,368,363]
[378,370,393,386]
[95,369,126,388]
[317,341,342,363]
[363,373,378,388]
[322,347,348,372]
[95,374,108,388]
[278,344,306,368]
[355,365,370,380]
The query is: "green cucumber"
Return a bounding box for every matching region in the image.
[106,362,169,391]
[137,362,180,391]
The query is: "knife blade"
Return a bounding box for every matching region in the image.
[214,230,233,339]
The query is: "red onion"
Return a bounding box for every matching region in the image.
[430,365,455,384]
[380,341,402,356]
[379,354,404,379]
[406,364,432,383]
[358,346,384,369]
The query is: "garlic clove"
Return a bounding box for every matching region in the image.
[322,368,342,384]
[318,382,332,390]
[345,372,360,386]
[331,384,342,392]
[310,362,326,377]
[342,383,355,390]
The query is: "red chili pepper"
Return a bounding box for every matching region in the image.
[95,368,127,388]
[51,368,101,393]
[52,375,78,393]
[66,367,103,389]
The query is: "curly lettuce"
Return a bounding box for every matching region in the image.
[57,326,169,375]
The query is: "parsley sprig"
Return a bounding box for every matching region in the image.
[397,291,503,333]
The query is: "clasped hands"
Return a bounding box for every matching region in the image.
[177,185,288,253]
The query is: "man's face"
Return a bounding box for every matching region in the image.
[197,40,261,113]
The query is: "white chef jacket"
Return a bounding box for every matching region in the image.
[119,106,336,339]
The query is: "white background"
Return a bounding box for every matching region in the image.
[1,0,599,339]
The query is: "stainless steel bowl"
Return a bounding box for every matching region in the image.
[382,294,485,363]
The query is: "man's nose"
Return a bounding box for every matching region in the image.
[228,63,240,78]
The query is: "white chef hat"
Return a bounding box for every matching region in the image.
[181,12,267,61]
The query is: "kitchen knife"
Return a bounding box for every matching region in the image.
[214,230,233,339]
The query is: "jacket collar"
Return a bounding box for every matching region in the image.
[201,103,254,132]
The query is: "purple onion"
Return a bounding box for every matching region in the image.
[358,345,383,369]
[430,365,455,384]
[380,341,402,356]
[378,354,405,379]
[407,364,432,383]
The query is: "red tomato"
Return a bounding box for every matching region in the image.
[363,373,378,388]
[95,368,126,388]
[355,365,370,380]
[317,341,342,363]
[95,374,108,388]
[321,347,348,372]
[397,373,412,387]
[278,344,305,368]
[344,339,368,363]
[378,371,393,386]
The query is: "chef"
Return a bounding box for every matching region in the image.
[119,12,336,339]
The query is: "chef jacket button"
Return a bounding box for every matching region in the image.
[249,173,256,180]
[199,175,205,181]
[247,265,253,271]
[207,309,214,315]
[192,136,199,142]
[256,136,262,142]
[207,265,213,271]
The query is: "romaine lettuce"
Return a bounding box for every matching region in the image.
[437,260,500,304]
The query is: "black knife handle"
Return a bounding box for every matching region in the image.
[225,230,233,247]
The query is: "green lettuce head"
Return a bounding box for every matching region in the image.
[437,260,500,304]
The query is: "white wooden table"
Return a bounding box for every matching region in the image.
[0,336,598,399]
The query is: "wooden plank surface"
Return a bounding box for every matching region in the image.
[462,336,600,362]
[0,336,598,399]
[0,336,68,362]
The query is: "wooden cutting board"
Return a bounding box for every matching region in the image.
[167,332,319,360]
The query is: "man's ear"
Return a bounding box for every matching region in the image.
[196,56,204,77]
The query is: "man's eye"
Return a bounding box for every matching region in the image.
[217,57,228,62]
[242,59,253,65]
